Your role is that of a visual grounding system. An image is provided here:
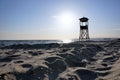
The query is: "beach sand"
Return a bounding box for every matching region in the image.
[0,39,120,80]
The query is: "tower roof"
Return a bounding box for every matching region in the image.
[79,17,88,22]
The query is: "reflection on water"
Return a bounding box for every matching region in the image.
[62,39,72,43]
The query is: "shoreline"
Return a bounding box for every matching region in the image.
[0,40,113,49]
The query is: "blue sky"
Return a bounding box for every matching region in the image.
[0,0,120,40]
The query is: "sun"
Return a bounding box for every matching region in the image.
[59,13,74,24]
[54,13,75,25]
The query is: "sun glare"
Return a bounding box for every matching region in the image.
[59,13,74,24]
[54,13,75,25]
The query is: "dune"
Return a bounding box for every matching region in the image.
[0,39,120,80]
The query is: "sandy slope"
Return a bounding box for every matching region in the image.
[0,39,120,80]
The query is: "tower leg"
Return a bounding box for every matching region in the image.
[79,29,89,41]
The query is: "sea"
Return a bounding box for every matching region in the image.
[0,38,116,47]
[0,40,63,47]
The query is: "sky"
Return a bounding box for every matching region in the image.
[0,0,120,40]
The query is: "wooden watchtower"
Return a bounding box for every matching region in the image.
[79,17,90,41]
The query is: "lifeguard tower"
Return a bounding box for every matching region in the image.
[79,17,90,41]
